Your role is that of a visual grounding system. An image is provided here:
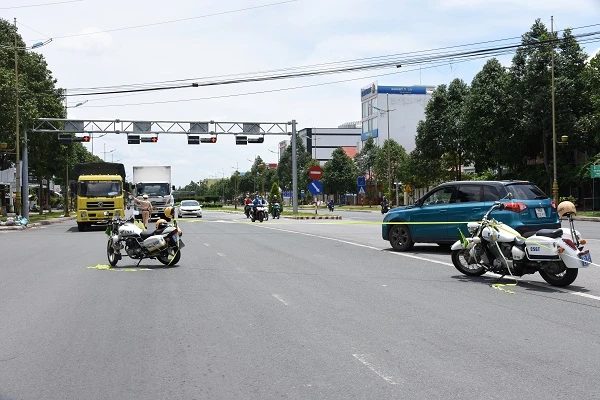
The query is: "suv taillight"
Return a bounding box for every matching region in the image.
[503,202,527,213]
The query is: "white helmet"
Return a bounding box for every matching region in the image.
[557,201,576,219]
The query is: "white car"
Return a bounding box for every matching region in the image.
[177,200,202,218]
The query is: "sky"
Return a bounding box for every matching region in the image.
[5,0,600,187]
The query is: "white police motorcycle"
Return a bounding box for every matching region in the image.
[105,213,184,267]
[450,199,591,287]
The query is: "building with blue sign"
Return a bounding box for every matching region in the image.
[360,82,434,152]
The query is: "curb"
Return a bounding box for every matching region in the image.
[285,215,342,220]
[0,216,76,231]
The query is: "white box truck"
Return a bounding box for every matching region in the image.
[132,166,175,220]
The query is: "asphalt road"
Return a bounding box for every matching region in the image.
[1,211,599,399]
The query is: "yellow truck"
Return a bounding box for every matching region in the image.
[71,163,127,232]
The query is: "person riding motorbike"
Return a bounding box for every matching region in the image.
[271,195,281,217]
[251,194,262,218]
[327,199,334,212]
[244,194,253,217]
[381,197,390,213]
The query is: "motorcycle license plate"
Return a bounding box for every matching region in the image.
[579,250,592,267]
[535,208,546,218]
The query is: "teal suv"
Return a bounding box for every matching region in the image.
[382,180,560,251]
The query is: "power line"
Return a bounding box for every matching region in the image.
[38,0,298,41]
[0,0,84,9]
[63,22,600,93]
[63,29,600,98]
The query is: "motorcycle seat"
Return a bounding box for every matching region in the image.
[140,229,164,239]
[534,228,563,238]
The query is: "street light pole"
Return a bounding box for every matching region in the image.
[14,18,21,216]
[551,15,558,204]
[374,99,395,200]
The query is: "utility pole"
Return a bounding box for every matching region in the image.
[291,119,298,214]
[551,15,558,204]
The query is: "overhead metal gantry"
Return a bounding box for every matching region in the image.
[20,118,299,219]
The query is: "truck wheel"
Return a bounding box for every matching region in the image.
[77,222,86,232]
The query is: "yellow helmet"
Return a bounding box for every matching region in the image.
[155,218,168,229]
[164,207,174,219]
[557,201,576,219]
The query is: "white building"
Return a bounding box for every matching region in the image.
[360,82,435,152]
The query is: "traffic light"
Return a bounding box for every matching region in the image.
[141,136,158,143]
[200,136,217,143]
[128,135,140,144]
[74,135,90,142]
[235,135,247,145]
[187,135,200,145]
[247,136,264,144]
[58,134,90,144]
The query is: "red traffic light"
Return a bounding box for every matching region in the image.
[200,136,217,143]
[140,136,159,143]
[151,137,158,143]
[82,136,90,142]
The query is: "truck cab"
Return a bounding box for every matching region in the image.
[133,182,175,219]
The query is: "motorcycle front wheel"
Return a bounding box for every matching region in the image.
[107,238,119,267]
[451,249,486,276]
[158,246,181,266]
[539,264,578,287]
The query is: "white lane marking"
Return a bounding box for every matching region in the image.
[255,224,600,302]
[352,354,398,385]
[204,243,210,246]
[272,294,289,305]
[570,292,600,301]
[217,252,225,257]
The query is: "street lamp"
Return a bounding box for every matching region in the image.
[8,18,52,217]
[102,143,116,162]
[550,16,559,204]
[373,100,395,199]
[231,165,239,209]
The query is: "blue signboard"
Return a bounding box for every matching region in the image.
[308,180,323,195]
[358,185,366,195]
[357,177,366,186]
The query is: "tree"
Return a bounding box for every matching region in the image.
[373,139,409,199]
[462,58,512,174]
[322,147,358,201]
[276,137,312,202]
[354,135,379,205]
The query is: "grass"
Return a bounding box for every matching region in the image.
[27,211,74,222]
[578,211,600,217]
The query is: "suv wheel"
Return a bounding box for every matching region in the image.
[389,224,414,251]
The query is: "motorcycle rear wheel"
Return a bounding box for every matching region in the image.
[107,238,119,267]
[539,265,578,287]
[158,247,181,266]
[451,249,486,276]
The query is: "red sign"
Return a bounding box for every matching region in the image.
[307,165,323,181]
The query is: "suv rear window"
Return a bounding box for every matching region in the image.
[505,183,548,200]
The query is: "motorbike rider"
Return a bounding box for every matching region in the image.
[251,193,262,218]
[244,193,253,216]
[271,195,280,216]
[381,196,389,211]
[328,199,334,212]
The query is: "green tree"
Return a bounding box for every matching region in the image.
[373,139,409,198]
[276,137,312,202]
[462,58,512,174]
[354,135,379,205]
[322,147,358,201]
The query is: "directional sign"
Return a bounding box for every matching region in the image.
[592,165,600,178]
[308,180,323,195]
[357,176,366,186]
[307,165,323,181]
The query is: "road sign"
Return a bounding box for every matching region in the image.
[307,165,323,181]
[591,165,600,178]
[357,176,366,186]
[405,183,412,193]
[308,180,323,195]
[358,186,366,195]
